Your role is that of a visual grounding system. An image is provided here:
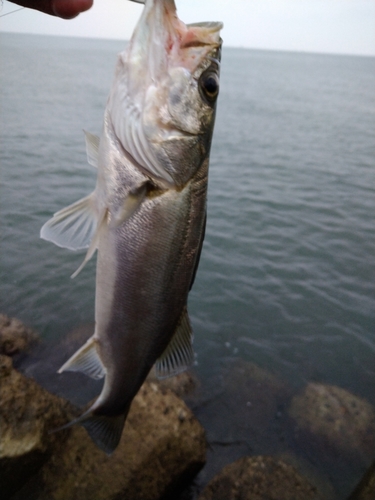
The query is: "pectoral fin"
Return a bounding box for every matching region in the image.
[155,307,194,379]
[70,181,147,278]
[40,192,98,251]
[70,208,107,278]
[58,336,106,380]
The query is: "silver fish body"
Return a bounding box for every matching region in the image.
[41,0,222,453]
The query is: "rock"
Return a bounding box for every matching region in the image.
[0,354,76,499]
[198,455,322,500]
[275,451,337,500]
[14,381,206,500]
[347,460,375,500]
[288,383,375,463]
[0,314,39,356]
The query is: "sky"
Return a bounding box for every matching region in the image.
[1,0,374,56]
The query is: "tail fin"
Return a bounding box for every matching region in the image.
[81,413,127,455]
[52,408,129,455]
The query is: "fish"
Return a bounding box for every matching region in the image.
[40,0,223,454]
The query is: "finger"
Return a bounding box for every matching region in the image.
[7,0,93,19]
[52,0,93,19]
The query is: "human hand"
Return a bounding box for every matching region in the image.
[7,0,94,19]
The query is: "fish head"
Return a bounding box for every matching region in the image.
[109,0,223,187]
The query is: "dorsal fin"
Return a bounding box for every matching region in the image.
[155,307,194,379]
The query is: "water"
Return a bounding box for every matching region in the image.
[200,48,375,397]
[1,33,374,497]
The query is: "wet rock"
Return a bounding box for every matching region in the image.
[347,460,375,500]
[288,383,375,463]
[15,381,206,500]
[198,455,322,500]
[275,451,337,500]
[0,314,39,356]
[0,354,76,499]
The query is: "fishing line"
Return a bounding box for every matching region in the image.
[0,3,25,17]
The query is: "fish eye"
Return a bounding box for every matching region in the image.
[199,71,219,102]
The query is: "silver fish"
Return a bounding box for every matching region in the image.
[41,0,222,454]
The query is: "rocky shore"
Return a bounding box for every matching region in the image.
[1,313,374,500]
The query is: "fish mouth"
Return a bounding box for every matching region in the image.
[109,0,223,185]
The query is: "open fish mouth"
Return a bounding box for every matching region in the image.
[108,0,223,186]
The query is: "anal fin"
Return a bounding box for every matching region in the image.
[155,307,194,379]
[58,336,106,380]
